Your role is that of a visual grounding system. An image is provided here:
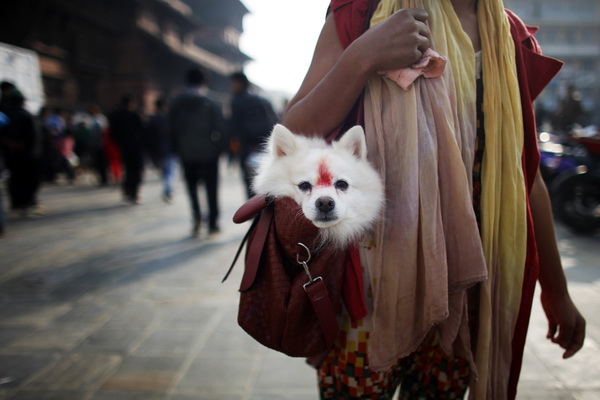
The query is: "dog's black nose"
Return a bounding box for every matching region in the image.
[316,196,335,213]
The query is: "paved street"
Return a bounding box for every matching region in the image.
[0,164,598,400]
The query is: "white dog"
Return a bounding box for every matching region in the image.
[253,124,384,249]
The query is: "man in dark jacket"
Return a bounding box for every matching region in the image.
[109,95,144,204]
[229,72,278,198]
[169,68,225,237]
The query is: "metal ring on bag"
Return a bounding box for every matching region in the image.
[296,242,311,265]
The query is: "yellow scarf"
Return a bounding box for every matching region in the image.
[367,0,527,397]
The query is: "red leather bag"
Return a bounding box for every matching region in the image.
[225,195,345,357]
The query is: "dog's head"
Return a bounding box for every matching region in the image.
[253,124,383,247]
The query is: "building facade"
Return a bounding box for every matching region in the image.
[504,0,600,120]
[0,0,250,114]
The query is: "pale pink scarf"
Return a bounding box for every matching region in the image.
[363,69,488,371]
[362,1,488,372]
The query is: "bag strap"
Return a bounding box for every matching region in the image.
[297,242,339,349]
[223,195,270,284]
[221,215,259,283]
[304,278,339,348]
[239,204,274,292]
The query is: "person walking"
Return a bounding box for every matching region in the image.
[0,111,7,236]
[146,98,176,203]
[280,0,586,399]
[229,71,278,198]
[554,84,584,135]
[0,82,13,234]
[38,107,61,183]
[169,68,225,237]
[56,128,76,184]
[0,81,15,113]
[0,150,5,236]
[109,95,145,204]
[88,104,109,186]
[0,89,43,217]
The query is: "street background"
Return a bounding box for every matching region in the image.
[0,165,599,400]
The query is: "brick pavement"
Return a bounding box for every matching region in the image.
[0,164,598,400]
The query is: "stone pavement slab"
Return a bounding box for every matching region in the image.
[101,356,186,394]
[26,353,123,391]
[0,354,59,388]
[7,390,90,400]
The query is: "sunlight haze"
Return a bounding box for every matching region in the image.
[239,1,328,96]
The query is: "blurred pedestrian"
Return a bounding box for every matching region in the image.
[88,104,109,186]
[109,95,145,204]
[0,89,43,217]
[104,127,122,184]
[0,111,7,236]
[169,68,225,237]
[0,154,5,236]
[56,128,76,184]
[146,98,175,203]
[72,111,92,172]
[0,81,15,112]
[45,108,67,139]
[0,82,14,232]
[38,107,61,183]
[229,71,278,198]
[554,84,584,134]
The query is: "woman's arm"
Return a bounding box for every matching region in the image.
[281,8,431,137]
[530,168,586,359]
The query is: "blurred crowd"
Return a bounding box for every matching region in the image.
[0,69,279,239]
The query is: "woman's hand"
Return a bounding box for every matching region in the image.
[282,8,431,136]
[531,168,586,359]
[541,290,586,359]
[352,8,432,74]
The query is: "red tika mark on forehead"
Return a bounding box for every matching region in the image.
[316,160,333,186]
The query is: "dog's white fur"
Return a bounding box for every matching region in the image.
[253,124,384,249]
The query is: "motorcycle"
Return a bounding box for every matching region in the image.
[542,129,600,233]
[538,131,580,187]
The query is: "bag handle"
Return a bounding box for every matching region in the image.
[221,215,259,284]
[222,202,274,292]
[223,195,270,284]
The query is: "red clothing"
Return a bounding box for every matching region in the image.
[505,9,562,399]
[58,136,74,158]
[103,128,122,182]
[328,1,563,398]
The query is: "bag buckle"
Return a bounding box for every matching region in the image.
[297,242,322,290]
[303,276,323,292]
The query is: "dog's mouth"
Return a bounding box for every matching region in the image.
[313,213,339,227]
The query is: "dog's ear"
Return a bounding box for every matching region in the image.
[334,125,367,160]
[270,124,299,158]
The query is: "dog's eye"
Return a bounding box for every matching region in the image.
[335,180,349,191]
[298,181,312,192]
